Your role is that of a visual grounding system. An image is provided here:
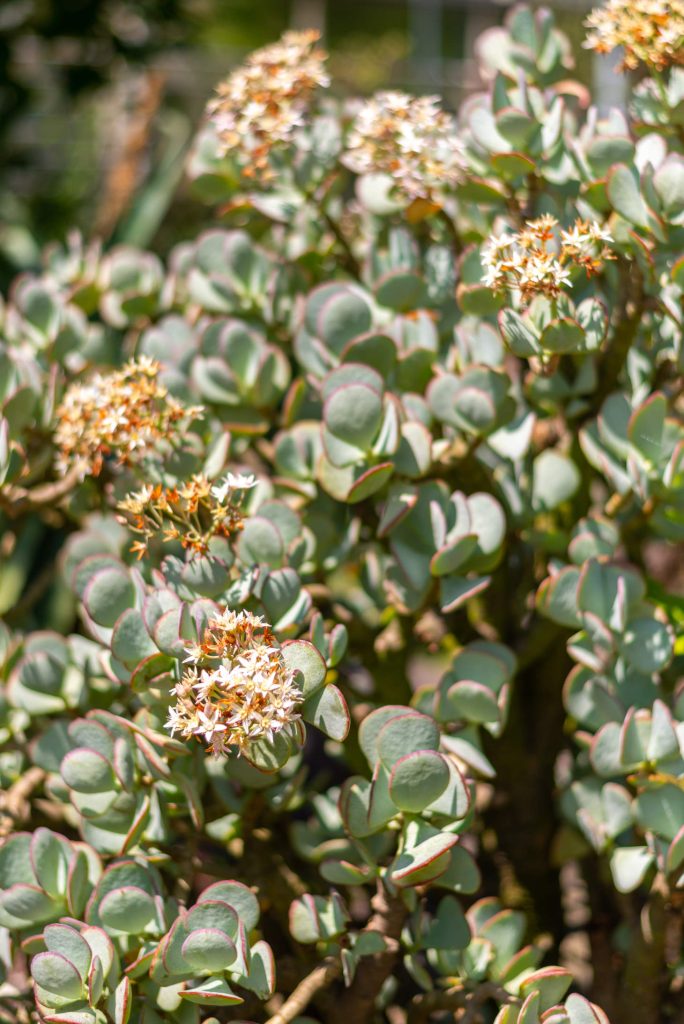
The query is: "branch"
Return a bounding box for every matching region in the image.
[0,767,46,837]
[0,466,83,518]
[326,881,407,1024]
[587,258,645,416]
[407,982,516,1024]
[265,960,341,1024]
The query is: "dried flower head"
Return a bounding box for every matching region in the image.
[584,0,684,72]
[481,216,614,303]
[166,609,302,756]
[342,91,466,200]
[117,472,256,559]
[207,30,329,181]
[55,357,203,476]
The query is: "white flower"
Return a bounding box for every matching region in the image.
[211,472,257,503]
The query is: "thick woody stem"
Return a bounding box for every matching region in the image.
[0,767,46,836]
[265,959,341,1024]
[326,881,407,1024]
[0,466,83,517]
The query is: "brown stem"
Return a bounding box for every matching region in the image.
[321,207,362,278]
[0,767,46,837]
[436,207,464,256]
[0,465,83,517]
[407,982,516,1024]
[265,959,341,1024]
[326,881,407,1024]
[586,259,645,417]
[619,889,667,1024]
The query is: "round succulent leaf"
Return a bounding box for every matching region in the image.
[186,899,239,938]
[347,462,395,503]
[31,951,84,1000]
[498,308,541,356]
[358,706,415,767]
[0,883,57,927]
[341,332,396,376]
[305,282,346,334]
[110,609,158,670]
[590,723,623,778]
[374,270,427,312]
[324,383,383,451]
[61,748,115,794]
[237,938,276,999]
[442,680,500,723]
[520,967,573,1012]
[98,884,156,933]
[635,785,684,842]
[30,828,70,898]
[197,880,260,932]
[422,895,471,951]
[339,776,375,838]
[532,450,581,511]
[430,534,479,577]
[244,723,301,772]
[619,617,673,673]
[181,927,237,971]
[606,163,651,230]
[320,362,384,401]
[539,318,585,354]
[180,556,231,598]
[180,977,244,1005]
[0,832,35,887]
[317,288,373,352]
[389,750,450,812]
[434,842,481,894]
[14,650,65,697]
[281,639,326,696]
[236,516,285,568]
[302,683,350,741]
[83,568,136,628]
[377,712,440,768]
[390,832,457,886]
[610,846,654,893]
[536,566,582,629]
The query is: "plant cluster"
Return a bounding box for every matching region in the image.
[0,4,683,1024]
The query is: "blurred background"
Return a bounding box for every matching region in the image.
[0,0,623,286]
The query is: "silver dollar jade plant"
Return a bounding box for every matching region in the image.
[0,3,683,1023]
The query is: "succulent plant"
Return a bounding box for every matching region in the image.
[1,4,683,1024]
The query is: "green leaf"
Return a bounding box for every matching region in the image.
[627,392,667,464]
[324,383,383,451]
[532,450,580,511]
[181,928,236,971]
[83,568,136,628]
[32,952,84,1000]
[421,895,470,951]
[61,749,115,794]
[281,639,326,695]
[610,846,654,893]
[389,750,450,812]
[636,785,684,842]
[377,712,440,767]
[98,885,156,933]
[606,164,651,230]
[302,684,350,741]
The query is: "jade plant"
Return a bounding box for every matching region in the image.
[0,4,683,1024]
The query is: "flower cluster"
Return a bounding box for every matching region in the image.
[342,91,466,200]
[166,609,302,756]
[206,29,329,180]
[584,0,684,72]
[55,357,202,476]
[481,215,614,303]
[117,472,256,559]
